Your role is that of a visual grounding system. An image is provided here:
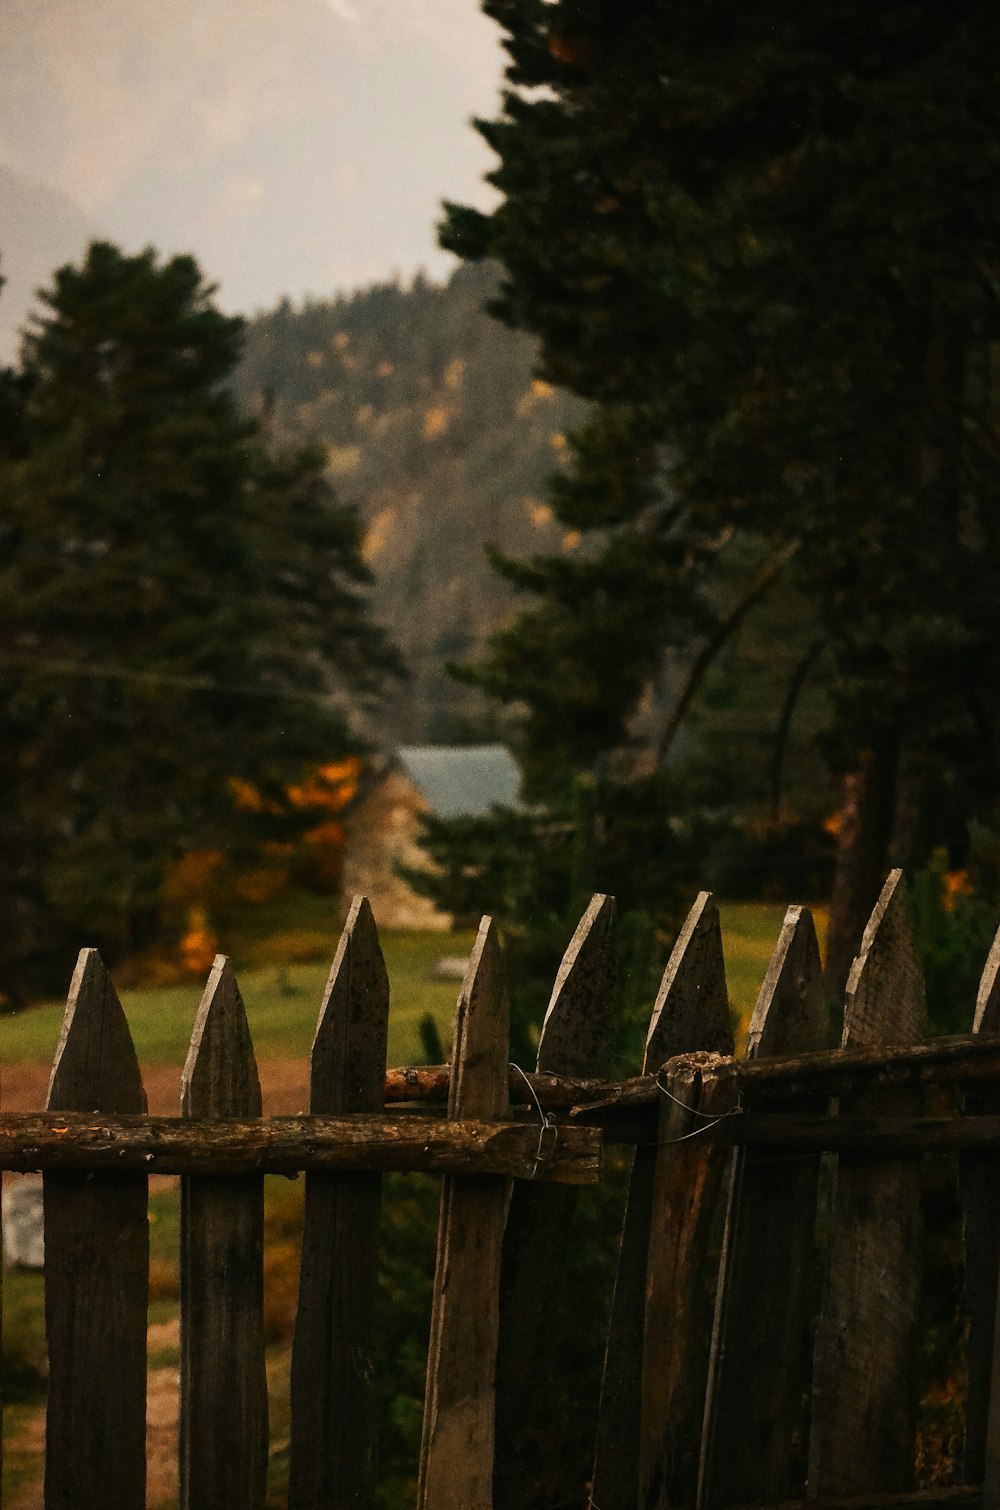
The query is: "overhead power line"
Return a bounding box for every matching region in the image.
[0,651,344,707]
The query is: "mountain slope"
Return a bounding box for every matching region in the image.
[234,262,586,741]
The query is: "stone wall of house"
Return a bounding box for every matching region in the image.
[341,770,452,930]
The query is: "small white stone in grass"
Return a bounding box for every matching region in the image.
[3,1175,44,1269]
[431,955,470,980]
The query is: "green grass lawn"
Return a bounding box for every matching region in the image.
[0,901,826,1071]
[719,898,827,1042]
[0,927,479,1070]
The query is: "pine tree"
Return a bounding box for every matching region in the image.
[0,242,400,1003]
[442,0,1000,985]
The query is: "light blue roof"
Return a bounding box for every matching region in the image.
[396,745,522,818]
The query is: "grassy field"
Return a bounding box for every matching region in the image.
[0,928,479,1071]
[0,899,823,1071]
[719,899,827,1042]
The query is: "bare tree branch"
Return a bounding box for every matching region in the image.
[654,537,802,769]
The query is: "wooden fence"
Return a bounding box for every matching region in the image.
[3,871,1000,1508]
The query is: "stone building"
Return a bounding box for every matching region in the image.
[341,745,521,929]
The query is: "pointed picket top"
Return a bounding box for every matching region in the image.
[842,869,926,1049]
[745,905,830,1060]
[643,891,733,1071]
[47,947,146,1113]
[449,915,510,1120]
[973,926,1000,1036]
[536,893,616,1076]
[181,955,262,1117]
[310,896,390,1114]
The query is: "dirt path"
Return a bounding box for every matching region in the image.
[2,1058,311,1115]
[5,1321,181,1510]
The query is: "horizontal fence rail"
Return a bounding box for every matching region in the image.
[2,871,1000,1507]
[0,1111,599,1179]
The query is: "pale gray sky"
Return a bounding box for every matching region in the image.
[0,0,504,352]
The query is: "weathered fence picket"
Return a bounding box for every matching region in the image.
[288,896,390,1510]
[8,875,1000,1509]
[179,956,268,1510]
[960,927,1000,1487]
[592,891,733,1510]
[699,905,831,1508]
[639,895,735,1510]
[417,916,511,1510]
[43,948,148,1510]
[638,1049,733,1510]
[808,870,927,1497]
[494,892,616,1509]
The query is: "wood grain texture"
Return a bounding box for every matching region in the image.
[808,870,927,1497]
[0,1110,598,1178]
[984,1282,1000,1510]
[726,1489,980,1510]
[640,1056,735,1510]
[962,926,1000,1487]
[418,917,511,1510]
[728,1112,1000,1152]
[180,956,267,1510]
[494,895,616,1510]
[592,893,733,1510]
[43,948,148,1510]
[388,1033,1000,1113]
[288,897,390,1510]
[721,1034,1000,1101]
[644,892,736,1065]
[536,892,616,1076]
[699,907,831,1508]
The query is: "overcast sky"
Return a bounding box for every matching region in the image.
[0,0,505,349]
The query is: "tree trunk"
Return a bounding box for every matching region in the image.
[823,745,897,1000]
[888,752,932,871]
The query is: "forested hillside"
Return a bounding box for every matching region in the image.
[234,262,834,865]
[234,261,585,742]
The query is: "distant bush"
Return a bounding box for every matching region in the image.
[910,849,998,1035]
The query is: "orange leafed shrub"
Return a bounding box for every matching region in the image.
[286,757,360,813]
[942,868,972,911]
[422,406,450,441]
[178,906,219,975]
[158,758,360,969]
[229,776,269,813]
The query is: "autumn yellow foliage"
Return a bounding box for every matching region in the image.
[422,405,451,441]
[161,759,362,975]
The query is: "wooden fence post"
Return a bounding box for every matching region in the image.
[418,916,510,1510]
[494,893,616,1510]
[180,956,268,1510]
[638,1050,734,1510]
[592,892,734,1510]
[807,869,927,1496]
[961,926,1000,1486]
[698,906,831,1508]
[43,948,149,1510]
[288,896,390,1510]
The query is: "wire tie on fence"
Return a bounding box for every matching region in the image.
[653,1118,732,1146]
[509,1062,557,1178]
[649,1068,744,1146]
[653,1070,743,1119]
